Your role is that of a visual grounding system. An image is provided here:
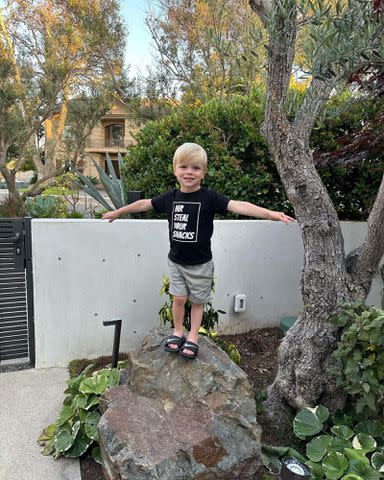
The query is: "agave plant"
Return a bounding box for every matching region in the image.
[75,153,126,211]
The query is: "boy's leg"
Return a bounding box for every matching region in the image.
[182,303,204,355]
[168,295,188,350]
[181,260,213,355]
[167,259,189,350]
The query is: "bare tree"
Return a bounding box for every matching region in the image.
[248,0,384,420]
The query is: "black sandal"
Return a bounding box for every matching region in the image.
[164,335,186,352]
[179,341,199,359]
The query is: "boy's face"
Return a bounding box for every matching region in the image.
[173,161,205,193]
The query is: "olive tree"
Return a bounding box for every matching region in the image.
[248,0,384,419]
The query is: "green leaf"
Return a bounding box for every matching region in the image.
[73,393,88,409]
[63,427,93,458]
[328,437,352,453]
[84,412,101,441]
[344,448,369,464]
[75,172,113,211]
[92,446,102,464]
[79,374,108,395]
[307,460,325,479]
[286,447,307,464]
[341,475,364,480]
[332,409,353,427]
[371,452,384,472]
[105,368,120,388]
[57,405,75,427]
[66,364,93,394]
[84,395,100,410]
[260,444,287,472]
[261,451,281,472]
[54,429,74,453]
[293,406,329,439]
[38,424,56,444]
[72,420,81,438]
[365,391,376,411]
[41,439,55,456]
[352,434,377,453]
[91,158,124,209]
[331,426,354,440]
[322,452,348,479]
[355,420,384,438]
[347,459,380,480]
[307,435,332,462]
[78,409,88,422]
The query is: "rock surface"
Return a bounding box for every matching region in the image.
[99,327,261,480]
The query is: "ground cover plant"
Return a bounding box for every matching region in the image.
[38,360,127,463]
[262,405,384,479]
[259,304,384,478]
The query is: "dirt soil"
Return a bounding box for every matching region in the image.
[80,327,282,480]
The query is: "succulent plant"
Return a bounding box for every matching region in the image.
[75,153,126,211]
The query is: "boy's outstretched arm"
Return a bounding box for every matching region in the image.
[102,199,153,222]
[227,200,294,224]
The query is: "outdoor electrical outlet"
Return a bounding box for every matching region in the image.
[233,294,246,312]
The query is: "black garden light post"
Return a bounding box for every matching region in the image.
[103,318,122,368]
[280,457,311,480]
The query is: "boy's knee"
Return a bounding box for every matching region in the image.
[173,295,188,307]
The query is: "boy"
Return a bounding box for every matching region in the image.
[102,143,294,359]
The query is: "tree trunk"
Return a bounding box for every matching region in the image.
[262,129,362,421]
[247,0,384,423]
[0,162,20,202]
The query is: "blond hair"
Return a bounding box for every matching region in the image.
[173,143,207,171]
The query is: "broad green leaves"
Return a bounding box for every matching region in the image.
[38,364,123,460]
[322,452,348,479]
[293,405,329,439]
[261,406,384,480]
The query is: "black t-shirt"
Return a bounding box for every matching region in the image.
[151,187,230,265]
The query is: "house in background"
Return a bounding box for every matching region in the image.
[45,98,140,180]
[84,98,140,179]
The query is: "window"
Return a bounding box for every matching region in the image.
[105,124,124,147]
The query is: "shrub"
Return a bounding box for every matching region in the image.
[0,195,27,217]
[329,303,384,417]
[122,92,290,218]
[25,195,67,218]
[66,211,84,219]
[122,91,383,221]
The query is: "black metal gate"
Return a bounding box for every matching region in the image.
[0,218,34,367]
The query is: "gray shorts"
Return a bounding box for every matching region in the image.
[168,259,214,304]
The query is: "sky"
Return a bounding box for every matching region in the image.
[119,0,155,77]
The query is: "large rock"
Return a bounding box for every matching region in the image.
[99,327,261,480]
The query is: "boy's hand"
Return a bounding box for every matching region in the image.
[102,210,120,222]
[270,211,295,224]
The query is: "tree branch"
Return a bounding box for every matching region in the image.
[21,166,67,199]
[248,0,273,22]
[354,172,384,291]
[260,1,297,140]
[293,77,338,140]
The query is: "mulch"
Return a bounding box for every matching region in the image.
[80,327,282,480]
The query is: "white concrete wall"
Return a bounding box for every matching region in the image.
[32,220,383,368]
